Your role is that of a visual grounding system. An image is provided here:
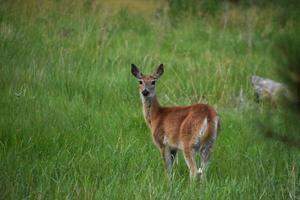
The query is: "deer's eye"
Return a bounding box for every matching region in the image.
[139,81,143,84]
[151,81,156,85]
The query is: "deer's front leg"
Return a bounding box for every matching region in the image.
[159,146,175,175]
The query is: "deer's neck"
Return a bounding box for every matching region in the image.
[142,95,161,127]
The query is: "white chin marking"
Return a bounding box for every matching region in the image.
[141,93,154,102]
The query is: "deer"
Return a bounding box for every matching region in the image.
[131,64,220,181]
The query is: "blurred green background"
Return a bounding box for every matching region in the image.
[0,0,299,199]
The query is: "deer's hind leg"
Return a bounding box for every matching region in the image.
[199,117,219,180]
[199,139,214,181]
[183,147,198,180]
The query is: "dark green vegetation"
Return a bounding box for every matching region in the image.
[0,0,299,199]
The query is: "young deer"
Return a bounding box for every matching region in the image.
[131,64,220,181]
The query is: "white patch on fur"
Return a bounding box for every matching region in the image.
[199,118,208,137]
[212,116,219,139]
[163,136,168,145]
[197,168,203,175]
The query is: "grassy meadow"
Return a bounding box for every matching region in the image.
[0,0,299,199]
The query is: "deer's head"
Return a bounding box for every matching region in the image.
[131,64,164,99]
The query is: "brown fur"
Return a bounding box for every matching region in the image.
[144,96,217,148]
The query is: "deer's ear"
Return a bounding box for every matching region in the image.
[153,64,164,79]
[131,64,143,79]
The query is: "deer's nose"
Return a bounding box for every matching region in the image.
[142,90,149,96]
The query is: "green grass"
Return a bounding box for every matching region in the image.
[0,0,299,199]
